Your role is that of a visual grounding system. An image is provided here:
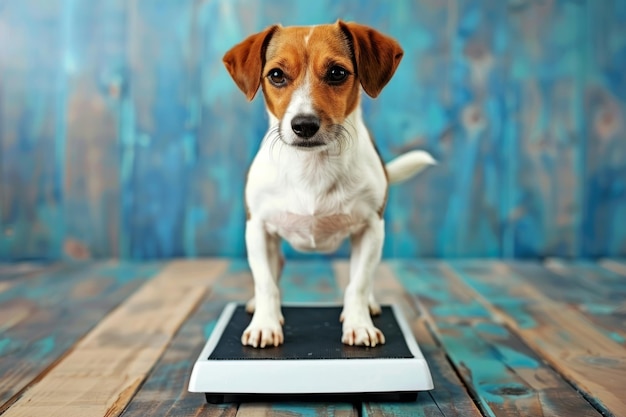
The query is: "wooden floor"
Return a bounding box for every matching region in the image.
[0,259,624,417]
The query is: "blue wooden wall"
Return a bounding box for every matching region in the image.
[0,0,625,260]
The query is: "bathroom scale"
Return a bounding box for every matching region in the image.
[188,302,433,403]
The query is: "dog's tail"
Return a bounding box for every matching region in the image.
[385,150,436,184]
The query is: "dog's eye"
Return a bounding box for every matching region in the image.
[326,66,348,84]
[267,68,287,87]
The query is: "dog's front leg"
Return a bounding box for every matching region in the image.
[341,217,385,347]
[242,218,284,348]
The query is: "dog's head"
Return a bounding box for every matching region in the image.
[223,21,403,150]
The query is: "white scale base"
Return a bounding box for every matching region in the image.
[189,302,433,403]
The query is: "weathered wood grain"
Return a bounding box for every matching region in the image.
[540,260,626,344]
[390,260,602,417]
[236,404,356,417]
[515,260,626,307]
[121,259,356,417]
[600,259,626,277]
[445,261,625,416]
[0,262,59,294]
[0,261,160,410]
[0,1,67,259]
[1,1,626,260]
[120,261,248,417]
[62,0,127,259]
[122,0,202,258]
[506,0,587,257]
[0,263,56,280]
[0,282,11,294]
[334,261,482,417]
[2,259,227,417]
[583,0,626,258]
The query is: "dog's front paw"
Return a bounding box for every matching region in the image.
[241,315,284,348]
[342,324,385,347]
[341,313,385,347]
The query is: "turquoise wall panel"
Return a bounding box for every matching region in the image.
[0,0,624,260]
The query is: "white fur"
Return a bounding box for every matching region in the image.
[242,100,434,348]
[386,150,437,184]
[238,24,434,348]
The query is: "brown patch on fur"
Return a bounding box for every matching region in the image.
[223,25,279,100]
[338,21,404,98]
[260,24,361,124]
[223,21,403,130]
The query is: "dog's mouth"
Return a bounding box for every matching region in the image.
[276,122,352,153]
[291,140,326,148]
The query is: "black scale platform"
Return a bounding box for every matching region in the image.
[188,303,433,403]
[210,305,413,360]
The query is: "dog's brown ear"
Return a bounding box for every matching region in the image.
[338,21,403,98]
[223,25,279,101]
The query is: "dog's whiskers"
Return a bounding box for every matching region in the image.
[266,126,286,162]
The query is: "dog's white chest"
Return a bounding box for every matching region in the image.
[266,210,365,253]
[246,114,388,254]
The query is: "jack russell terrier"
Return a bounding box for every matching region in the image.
[223,21,435,348]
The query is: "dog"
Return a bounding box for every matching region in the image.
[223,21,435,348]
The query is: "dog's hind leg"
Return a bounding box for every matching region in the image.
[368,293,382,316]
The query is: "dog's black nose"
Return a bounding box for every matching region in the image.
[291,114,320,138]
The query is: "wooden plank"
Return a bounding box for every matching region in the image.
[120,261,248,417]
[2,259,228,417]
[390,260,602,417]
[0,261,161,410]
[62,1,127,258]
[383,0,505,258]
[540,260,626,344]
[334,261,482,417]
[0,282,12,294]
[237,404,355,417]
[445,261,625,416]
[121,259,355,417]
[0,0,68,259]
[185,1,264,259]
[122,0,201,258]
[600,259,626,277]
[512,260,626,307]
[545,259,626,301]
[582,1,626,257]
[0,263,56,280]
[506,0,587,257]
[0,262,60,294]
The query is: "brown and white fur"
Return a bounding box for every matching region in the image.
[223,21,435,348]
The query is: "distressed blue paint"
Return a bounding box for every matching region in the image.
[1,0,626,260]
[363,402,434,417]
[609,332,626,344]
[0,1,68,260]
[31,335,56,360]
[430,321,600,417]
[389,260,492,319]
[492,344,540,369]
[0,338,15,356]
[0,261,159,304]
[447,264,538,328]
[281,261,342,303]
